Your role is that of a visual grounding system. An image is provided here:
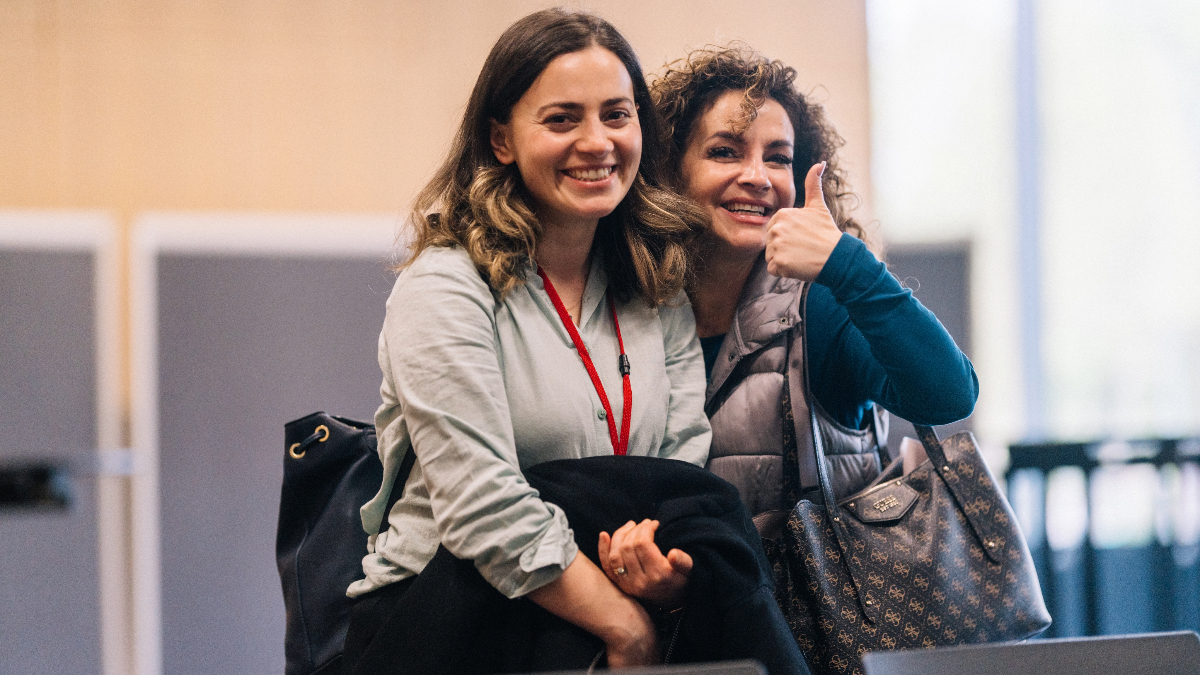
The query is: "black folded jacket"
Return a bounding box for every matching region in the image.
[348,455,810,675]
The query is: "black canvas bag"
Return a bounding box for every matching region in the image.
[277,412,412,675]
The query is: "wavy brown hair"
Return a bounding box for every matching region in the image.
[406,8,707,305]
[650,43,866,243]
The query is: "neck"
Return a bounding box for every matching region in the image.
[536,216,600,324]
[690,245,759,338]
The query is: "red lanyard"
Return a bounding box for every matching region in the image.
[536,266,631,456]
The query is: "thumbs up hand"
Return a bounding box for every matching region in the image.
[763,162,843,281]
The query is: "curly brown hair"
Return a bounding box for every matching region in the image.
[650,43,865,242]
[406,8,706,306]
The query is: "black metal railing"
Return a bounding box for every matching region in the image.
[1006,438,1200,637]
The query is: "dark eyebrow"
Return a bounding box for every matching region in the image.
[709,131,745,144]
[707,131,793,151]
[537,102,583,115]
[535,97,635,116]
[602,96,635,108]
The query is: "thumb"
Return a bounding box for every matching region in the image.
[666,549,693,577]
[598,531,611,566]
[803,162,828,210]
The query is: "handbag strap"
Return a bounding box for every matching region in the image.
[913,424,948,466]
[778,283,840,511]
[783,283,881,510]
[779,285,873,611]
[782,285,891,506]
[912,424,1006,564]
[796,361,878,618]
[780,367,803,507]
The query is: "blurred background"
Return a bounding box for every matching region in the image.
[0,1,1197,674]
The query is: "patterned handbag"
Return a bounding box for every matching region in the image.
[771,407,1052,675]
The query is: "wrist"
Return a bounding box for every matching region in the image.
[595,596,655,646]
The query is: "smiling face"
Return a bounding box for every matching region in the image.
[490,46,642,233]
[680,91,796,260]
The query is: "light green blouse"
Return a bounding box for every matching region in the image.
[348,246,711,600]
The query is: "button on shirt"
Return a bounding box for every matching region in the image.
[348,246,712,599]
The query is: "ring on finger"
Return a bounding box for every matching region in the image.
[615,567,627,576]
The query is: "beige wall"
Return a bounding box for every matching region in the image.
[3,0,872,435]
[2,0,870,217]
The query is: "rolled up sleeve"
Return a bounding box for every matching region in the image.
[382,249,577,598]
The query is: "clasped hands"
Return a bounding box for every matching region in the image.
[598,519,692,610]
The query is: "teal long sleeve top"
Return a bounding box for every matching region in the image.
[702,234,978,428]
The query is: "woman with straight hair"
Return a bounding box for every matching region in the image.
[337,10,799,675]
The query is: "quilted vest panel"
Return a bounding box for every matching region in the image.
[706,299,886,522]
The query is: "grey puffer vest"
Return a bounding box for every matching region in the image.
[704,257,889,539]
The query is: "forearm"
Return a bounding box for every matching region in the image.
[815,234,978,423]
[526,552,659,666]
[388,249,576,597]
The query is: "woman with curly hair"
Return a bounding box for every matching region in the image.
[597,43,978,654]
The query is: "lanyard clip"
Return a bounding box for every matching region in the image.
[618,354,630,376]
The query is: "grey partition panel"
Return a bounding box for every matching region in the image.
[156,254,392,675]
[0,250,101,675]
